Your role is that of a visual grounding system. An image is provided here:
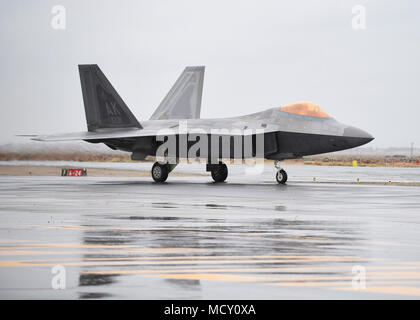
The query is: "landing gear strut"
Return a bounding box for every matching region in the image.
[151,162,177,183]
[207,162,228,183]
[274,160,288,184]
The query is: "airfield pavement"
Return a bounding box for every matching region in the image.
[0,162,420,299]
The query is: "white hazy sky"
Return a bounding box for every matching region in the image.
[0,0,419,148]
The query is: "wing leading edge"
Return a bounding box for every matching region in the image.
[31,126,256,142]
[31,128,154,142]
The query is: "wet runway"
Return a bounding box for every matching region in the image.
[1,165,420,299]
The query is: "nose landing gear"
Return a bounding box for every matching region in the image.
[274,160,288,184]
[151,162,177,183]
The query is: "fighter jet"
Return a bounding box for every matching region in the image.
[31,65,374,184]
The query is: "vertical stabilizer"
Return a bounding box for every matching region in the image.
[78,65,141,131]
[150,66,205,120]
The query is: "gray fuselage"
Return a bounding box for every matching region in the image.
[90,107,374,161]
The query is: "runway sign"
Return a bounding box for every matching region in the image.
[61,168,87,177]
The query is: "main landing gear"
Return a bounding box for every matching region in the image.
[206,162,228,183]
[274,160,288,184]
[151,162,177,183]
[151,160,285,184]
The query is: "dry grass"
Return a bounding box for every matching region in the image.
[296,155,420,168]
[0,152,132,162]
[0,165,204,177]
[1,152,419,168]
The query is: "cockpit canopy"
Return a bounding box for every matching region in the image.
[280,102,331,118]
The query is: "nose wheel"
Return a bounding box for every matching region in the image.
[276,169,288,184]
[274,161,288,184]
[151,162,177,183]
[151,162,169,182]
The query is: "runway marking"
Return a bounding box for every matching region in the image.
[265,272,420,282]
[0,239,33,244]
[333,286,420,297]
[0,250,118,256]
[0,244,225,254]
[0,258,370,267]
[76,263,420,297]
[368,241,405,247]
[1,240,420,298]
[385,261,420,266]
[154,271,420,282]
[107,271,420,287]
[80,265,420,275]
[147,273,269,282]
[0,248,232,256]
[0,243,131,250]
[0,244,370,260]
[33,225,87,230]
[80,255,370,263]
[270,280,420,287]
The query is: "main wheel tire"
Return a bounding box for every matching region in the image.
[211,163,228,183]
[276,169,288,184]
[152,162,169,183]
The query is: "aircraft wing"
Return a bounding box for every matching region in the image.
[150,66,205,120]
[31,128,157,141]
[30,123,256,142]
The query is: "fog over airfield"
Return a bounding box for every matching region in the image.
[0,0,419,148]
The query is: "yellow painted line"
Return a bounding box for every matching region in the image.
[147,273,268,282]
[175,232,332,241]
[271,281,352,287]
[110,271,420,282]
[0,250,118,256]
[139,274,420,284]
[369,241,404,247]
[0,248,231,256]
[81,267,314,275]
[0,255,377,268]
[0,239,33,244]
[82,267,340,276]
[0,246,372,263]
[266,271,420,283]
[270,280,420,288]
[0,258,359,267]
[0,245,223,254]
[0,243,131,250]
[82,268,247,275]
[333,286,420,297]
[33,225,87,230]
[384,261,420,266]
[80,264,420,276]
[82,255,369,262]
[146,272,420,283]
[2,256,264,264]
[76,269,420,285]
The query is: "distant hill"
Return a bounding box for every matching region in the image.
[2,142,417,156]
[0,141,125,155]
[0,141,418,163]
[0,141,129,162]
[321,146,420,157]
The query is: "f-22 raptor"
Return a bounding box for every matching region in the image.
[32,65,374,184]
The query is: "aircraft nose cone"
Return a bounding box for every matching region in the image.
[344,126,374,147]
[344,126,374,139]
